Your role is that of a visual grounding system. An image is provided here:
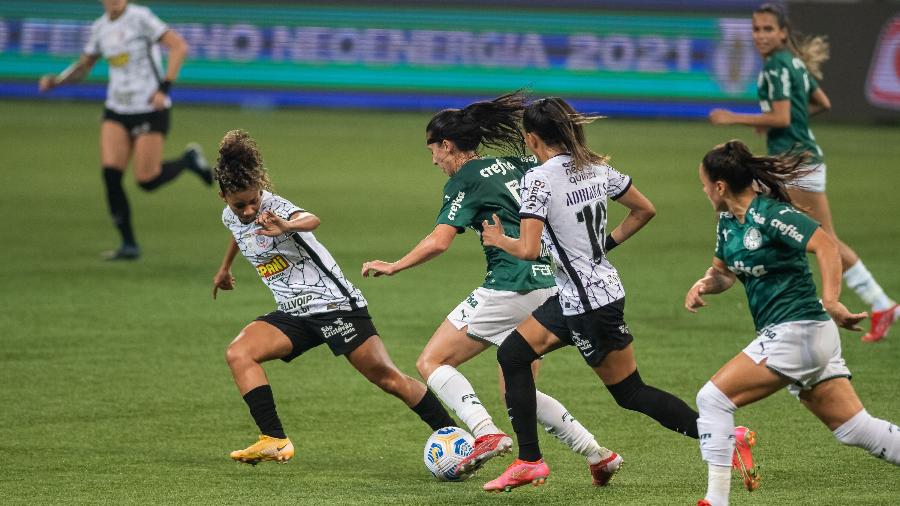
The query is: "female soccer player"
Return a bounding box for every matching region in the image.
[708,3,898,342]
[39,0,211,260]
[361,92,619,484]
[480,97,708,492]
[685,140,900,506]
[211,130,455,465]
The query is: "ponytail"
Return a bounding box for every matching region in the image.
[426,90,526,156]
[523,97,608,171]
[702,139,810,204]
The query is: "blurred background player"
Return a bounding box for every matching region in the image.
[361,91,618,484]
[480,97,709,492]
[211,129,455,465]
[686,140,900,506]
[708,3,898,342]
[38,0,211,260]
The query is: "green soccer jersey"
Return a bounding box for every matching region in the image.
[714,194,829,330]
[436,156,556,292]
[757,48,824,164]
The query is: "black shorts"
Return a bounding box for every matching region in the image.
[102,107,170,137]
[532,295,634,367]
[256,306,377,362]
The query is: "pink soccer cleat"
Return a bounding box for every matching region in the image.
[483,458,550,492]
[731,426,759,491]
[697,500,712,506]
[589,452,623,486]
[455,433,513,475]
[861,304,899,343]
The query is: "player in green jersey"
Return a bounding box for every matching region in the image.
[686,140,900,506]
[708,3,898,343]
[361,92,619,483]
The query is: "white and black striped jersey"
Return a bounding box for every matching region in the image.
[83,3,170,114]
[519,154,632,316]
[222,191,367,316]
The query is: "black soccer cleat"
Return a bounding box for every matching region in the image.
[101,244,141,261]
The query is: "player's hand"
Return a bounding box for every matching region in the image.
[255,211,289,237]
[213,269,235,299]
[149,90,167,110]
[480,214,504,248]
[361,260,395,278]
[708,108,734,126]
[38,74,56,93]
[684,279,710,313]
[823,300,868,331]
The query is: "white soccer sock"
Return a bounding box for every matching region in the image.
[426,365,500,438]
[833,409,900,465]
[843,260,893,311]
[696,381,737,505]
[704,464,732,506]
[535,389,607,462]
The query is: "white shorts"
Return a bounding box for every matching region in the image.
[786,163,826,193]
[742,319,851,398]
[446,286,557,346]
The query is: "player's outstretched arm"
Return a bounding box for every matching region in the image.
[256,211,319,237]
[150,30,189,110]
[806,227,867,330]
[213,237,240,299]
[607,185,656,250]
[361,224,457,278]
[685,258,735,313]
[708,100,790,129]
[38,53,99,92]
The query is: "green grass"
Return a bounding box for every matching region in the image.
[1,101,898,505]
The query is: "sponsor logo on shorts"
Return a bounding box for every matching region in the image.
[257,255,290,278]
[618,323,630,335]
[532,264,553,277]
[322,318,357,341]
[571,330,594,356]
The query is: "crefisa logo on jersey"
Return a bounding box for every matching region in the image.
[743,227,763,250]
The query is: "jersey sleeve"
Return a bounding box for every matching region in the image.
[136,6,169,41]
[83,20,102,55]
[519,170,551,221]
[604,164,633,200]
[761,202,820,250]
[268,194,304,220]
[435,176,477,232]
[714,214,727,260]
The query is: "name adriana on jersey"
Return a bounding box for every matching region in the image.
[222,191,366,316]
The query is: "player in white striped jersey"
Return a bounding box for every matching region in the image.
[481,97,713,492]
[210,130,455,465]
[39,0,211,261]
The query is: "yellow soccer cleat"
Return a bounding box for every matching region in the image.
[230,435,294,465]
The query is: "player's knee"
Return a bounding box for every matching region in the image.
[497,330,539,371]
[415,352,437,381]
[606,369,643,410]
[696,381,736,415]
[225,341,246,368]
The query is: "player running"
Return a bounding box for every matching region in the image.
[686,140,900,506]
[361,91,619,484]
[480,97,735,492]
[38,0,211,260]
[211,130,455,465]
[709,3,898,342]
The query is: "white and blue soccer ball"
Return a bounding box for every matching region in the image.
[423,426,475,481]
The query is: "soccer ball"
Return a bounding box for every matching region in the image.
[423,426,475,481]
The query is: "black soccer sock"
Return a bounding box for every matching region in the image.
[102,167,136,246]
[606,369,699,439]
[137,156,188,191]
[242,384,287,439]
[412,389,456,431]
[498,330,542,462]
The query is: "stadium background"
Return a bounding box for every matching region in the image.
[1,1,898,504]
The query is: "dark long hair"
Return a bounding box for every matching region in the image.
[426,90,527,156]
[755,3,829,80]
[522,97,607,171]
[702,139,810,204]
[214,129,271,194]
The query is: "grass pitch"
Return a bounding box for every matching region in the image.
[1,101,898,505]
